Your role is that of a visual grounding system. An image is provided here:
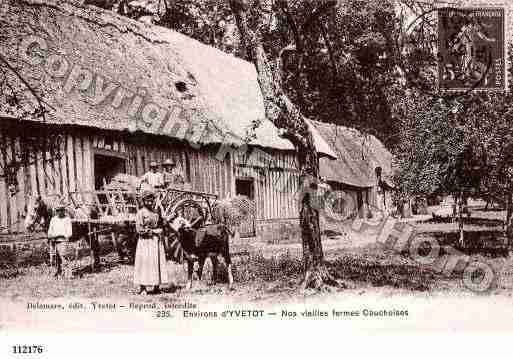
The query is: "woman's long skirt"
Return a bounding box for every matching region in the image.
[133,235,169,286]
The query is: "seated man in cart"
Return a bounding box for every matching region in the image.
[141,161,165,190]
[47,201,75,278]
[162,158,185,189]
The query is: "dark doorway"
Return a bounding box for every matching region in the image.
[235,177,255,237]
[94,154,127,190]
[235,177,254,199]
[357,191,364,217]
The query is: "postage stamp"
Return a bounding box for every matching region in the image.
[438,7,505,91]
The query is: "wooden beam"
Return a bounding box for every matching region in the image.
[66,135,76,193]
[22,136,31,203]
[143,145,150,173]
[44,146,56,195]
[209,152,215,195]
[4,134,13,230]
[36,139,46,197]
[220,156,226,198]
[60,136,69,200]
[83,136,93,197]
[190,151,197,192]
[93,148,129,160]
[272,169,278,219]
[14,136,24,232]
[229,153,235,198]
[128,146,136,175]
[119,139,126,154]
[29,144,38,197]
[210,153,216,195]
[74,136,84,201]
[55,137,64,195]
[0,131,8,231]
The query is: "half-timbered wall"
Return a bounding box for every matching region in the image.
[234,149,300,221]
[0,127,96,233]
[0,125,234,233]
[0,122,384,238]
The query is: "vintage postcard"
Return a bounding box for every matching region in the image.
[2,0,513,346]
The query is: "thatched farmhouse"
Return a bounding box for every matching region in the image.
[314,121,394,218]
[0,0,335,236]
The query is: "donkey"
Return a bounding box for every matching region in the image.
[168,216,234,290]
[24,195,111,271]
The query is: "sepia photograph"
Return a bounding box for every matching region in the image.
[1,0,513,345]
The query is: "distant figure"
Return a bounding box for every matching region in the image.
[375,167,388,216]
[162,158,185,189]
[47,201,74,278]
[318,176,331,192]
[141,161,164,189]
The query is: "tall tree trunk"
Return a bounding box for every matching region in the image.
[458,191,464,248]
[229,0,338,289]
[505,184,513,248]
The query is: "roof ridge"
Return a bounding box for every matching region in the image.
[3,0,336,155]
[21,0,168,46]
[21,0,253,70]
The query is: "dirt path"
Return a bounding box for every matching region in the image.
[1,214,512,307]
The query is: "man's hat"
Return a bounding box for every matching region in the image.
[163,158,175,167]
[141,189,155,199]
[149,161,158,168]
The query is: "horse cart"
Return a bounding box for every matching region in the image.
[67,187,218,270]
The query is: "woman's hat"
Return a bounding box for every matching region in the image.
[149,161,158,168]
[55,200,67,210]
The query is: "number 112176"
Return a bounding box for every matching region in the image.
[12,345,44,354]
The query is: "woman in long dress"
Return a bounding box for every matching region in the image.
[133,190,169,295]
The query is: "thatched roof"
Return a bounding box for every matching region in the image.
[313,121,394,188]
[0,0,336,158]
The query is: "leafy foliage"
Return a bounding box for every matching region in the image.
[394,90,513,205]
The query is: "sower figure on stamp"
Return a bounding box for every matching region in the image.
[47,201,74,278]
[453,17,496,85]
[133,190,169,295]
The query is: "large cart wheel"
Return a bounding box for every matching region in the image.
[164,199,206,225]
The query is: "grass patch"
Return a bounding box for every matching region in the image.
[234,252,303,283]
[327,254,437,291]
